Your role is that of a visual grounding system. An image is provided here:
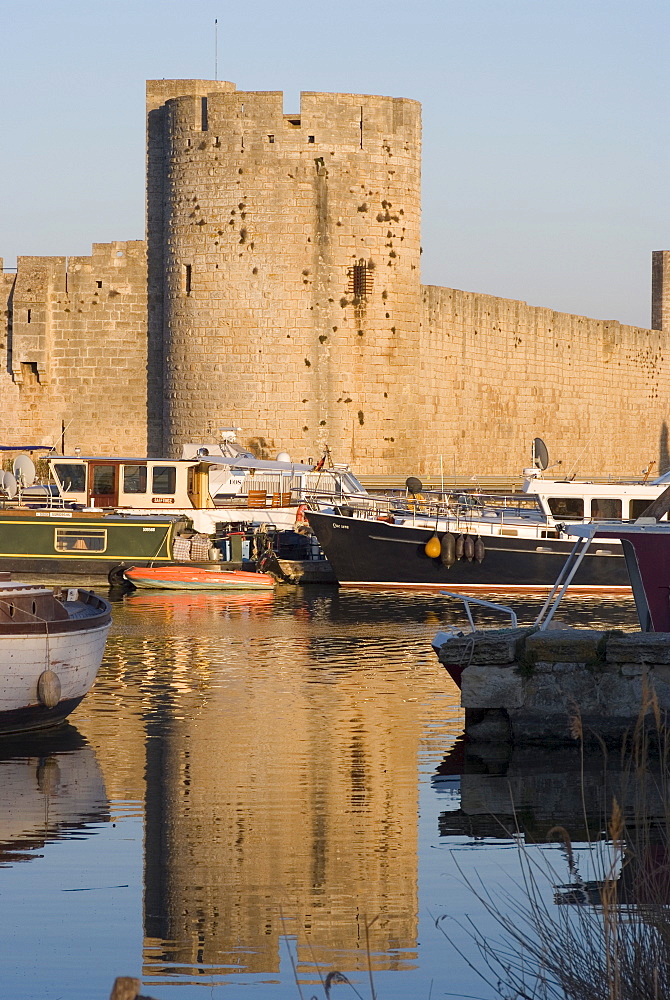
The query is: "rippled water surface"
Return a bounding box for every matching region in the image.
[0,586,639,999]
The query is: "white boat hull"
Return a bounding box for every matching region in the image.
[0,622,111,735]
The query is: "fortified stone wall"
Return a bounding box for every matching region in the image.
[1,78,669,481]
[0,243,147,455]
[0,262,22,446]
[417,286,670,479]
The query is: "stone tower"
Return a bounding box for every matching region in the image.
[146,80,422,464]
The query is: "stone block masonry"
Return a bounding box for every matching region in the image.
[147,82,422,466]
[0,78,669,477]
[435,627,670,745]
[0,243,148,455]
[419,286,670,479]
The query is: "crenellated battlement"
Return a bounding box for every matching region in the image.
[155,83,420,158]
[146,79,236,116]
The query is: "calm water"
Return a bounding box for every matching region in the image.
[0,586,639,1000]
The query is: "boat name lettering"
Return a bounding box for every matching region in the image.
[152,498,174,504]
[142,526,156,532]
[36,511,73,519]
[332,522,350,529]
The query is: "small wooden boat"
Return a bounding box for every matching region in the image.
[122,565,275,591]
[0,580,112,735]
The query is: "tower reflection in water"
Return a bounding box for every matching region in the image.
[103,589,459,984]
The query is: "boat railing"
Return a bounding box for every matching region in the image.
[440,592,519,630]
[1,484,82,512]
[307,489,549,526]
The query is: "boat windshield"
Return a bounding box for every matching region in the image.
[52,462,86,493]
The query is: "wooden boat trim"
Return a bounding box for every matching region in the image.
[0,590,111,636]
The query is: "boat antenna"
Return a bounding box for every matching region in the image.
[566,429,596,480]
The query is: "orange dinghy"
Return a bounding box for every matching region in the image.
[123,566,275,591]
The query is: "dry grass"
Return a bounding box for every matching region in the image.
[437,703,670,1000]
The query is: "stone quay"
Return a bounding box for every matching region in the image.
[434,627,670,745]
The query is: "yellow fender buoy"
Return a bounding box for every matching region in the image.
[424,534,441,558]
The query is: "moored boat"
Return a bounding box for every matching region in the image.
[122,565,275,591]
[565,519,670,632]
[0,506,178,579]
[0,579,111,735]
[304,502,627,593]
[43,450,365,534]
[303,438,670,592]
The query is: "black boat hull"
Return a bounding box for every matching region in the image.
[305,510,629,591]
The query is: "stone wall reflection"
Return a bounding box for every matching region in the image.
[438,740,670,908]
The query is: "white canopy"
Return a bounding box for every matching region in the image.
[203,456,315,473]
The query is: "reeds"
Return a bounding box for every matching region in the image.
[438,699,670,1000]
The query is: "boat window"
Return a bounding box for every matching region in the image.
[123,465,148,494]
[590,498,622,520]
[93,466,116,495]
[630,499,652,520]
[53,462,86,493]
[54,528,107,552]
[152,466,176,495]
[547,497,584,519]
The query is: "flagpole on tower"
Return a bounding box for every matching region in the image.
[214,19,218,81]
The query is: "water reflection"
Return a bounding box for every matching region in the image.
[0,585,638,997]
[0,724,108,865]
[436,737,670,908]
[84,588,460,985]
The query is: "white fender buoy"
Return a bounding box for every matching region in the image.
[37,669,61,709]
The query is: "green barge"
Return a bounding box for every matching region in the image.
[0,508,177,581]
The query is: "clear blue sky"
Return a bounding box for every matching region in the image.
[1,0,668,328]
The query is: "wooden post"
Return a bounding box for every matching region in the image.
[109,978,139,1000]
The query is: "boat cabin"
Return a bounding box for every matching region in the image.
[49,457,213,511]
[48,454,366,512]
[523,474,668,523]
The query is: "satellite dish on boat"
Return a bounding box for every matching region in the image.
[276,452,291,462]
[532,438,549,471]
[406,476,423,494]
[2,472,17,500]
[13,454,36,487]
